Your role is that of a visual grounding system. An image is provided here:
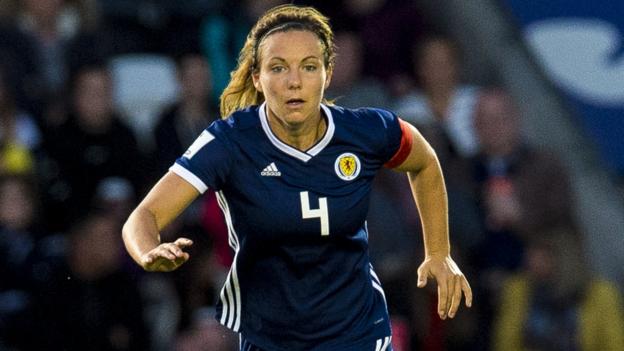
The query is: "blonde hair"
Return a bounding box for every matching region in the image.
[219,4,336,118]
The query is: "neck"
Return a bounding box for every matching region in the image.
[266,107,326,151]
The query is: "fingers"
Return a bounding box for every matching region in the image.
[448,275,462,318]
[174,237,193,248]
[437,277,449,319]
[141,238,193,272]
[420,256,473,320]
[462,276,473,308]
[167,242,186,259]
[417,265,428,288]
[146,256,186,272]
[144,253,190,272]
[162,238,193,259]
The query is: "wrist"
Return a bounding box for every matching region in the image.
[425,250,450,259]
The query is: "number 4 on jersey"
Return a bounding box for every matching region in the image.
[300,191,329,236]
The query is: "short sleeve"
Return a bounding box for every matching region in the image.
[169,121,232,193]
[384,119,413,168]
[371,109,403,164]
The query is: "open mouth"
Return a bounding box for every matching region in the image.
[286,99,305,106]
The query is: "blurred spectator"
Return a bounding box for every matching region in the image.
[41,211,149,350]
[470,88,576,263]
[324,31,390,109]
[306,0,430,80]
[0,174,44,238]
[0,65,41,152]
[468,88,578,348]
[493,228,624,351]
[0,0,102,115]
[0,64,40,175]
[0,13,45,114]
[17,0,90,92]
[394,34,481,159]
[0,174,57,350]
[41,64,145,231]
[153,53,217,174]
[92,176,136,223]
[99,0,219,57]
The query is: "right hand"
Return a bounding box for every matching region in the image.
[416,254,472,320]
[140,238,193,272]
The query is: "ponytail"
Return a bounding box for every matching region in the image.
[219,37,262,118]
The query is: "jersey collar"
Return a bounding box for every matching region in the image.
[259,102,335,162]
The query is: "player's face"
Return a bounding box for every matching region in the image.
[253,30,332,126]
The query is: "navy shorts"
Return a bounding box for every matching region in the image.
[239,335,393,351]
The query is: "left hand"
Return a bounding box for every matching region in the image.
[417,255,472,319]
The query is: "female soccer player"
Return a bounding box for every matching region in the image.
[123,5,472,350]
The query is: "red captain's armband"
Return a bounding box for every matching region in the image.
[384,119,413,168]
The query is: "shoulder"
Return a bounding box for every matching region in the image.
[210,105,261,136]
[329,105,399,128]
[329,105,403,160]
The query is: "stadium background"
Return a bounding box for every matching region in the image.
[0,0,622,350]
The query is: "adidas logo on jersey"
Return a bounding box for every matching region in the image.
[261,162,281,176]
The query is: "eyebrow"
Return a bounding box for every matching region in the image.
[267,56,321,63]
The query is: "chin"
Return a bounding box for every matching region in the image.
[280,111,309,125]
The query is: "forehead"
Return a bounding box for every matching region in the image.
[258,30,324,61]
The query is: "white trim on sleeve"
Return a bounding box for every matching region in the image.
[169,163,208,193]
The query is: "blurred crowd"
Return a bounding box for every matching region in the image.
[0,0,622,350]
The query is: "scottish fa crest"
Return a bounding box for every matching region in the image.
[334,153,361,181]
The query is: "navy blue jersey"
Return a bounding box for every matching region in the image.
[171,103,406,350]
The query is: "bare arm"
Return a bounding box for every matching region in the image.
[394,124,450,257]
[122,171,200,271]
[393,123,472,319]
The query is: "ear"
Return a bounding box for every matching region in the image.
[252,70,263,93]
[324,66,333,90]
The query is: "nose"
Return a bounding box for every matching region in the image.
[287,68,301,89]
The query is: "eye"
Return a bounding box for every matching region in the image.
[271,66,285,73]
[303,64,317,72]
